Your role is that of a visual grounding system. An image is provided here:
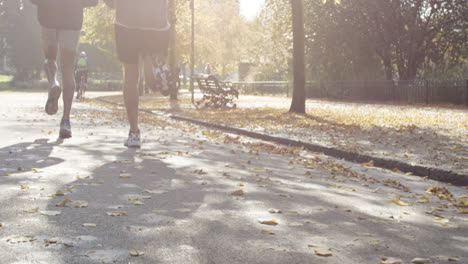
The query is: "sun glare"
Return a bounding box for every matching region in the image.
[240,0,264,20]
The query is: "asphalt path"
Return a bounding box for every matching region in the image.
[0,92,466,264]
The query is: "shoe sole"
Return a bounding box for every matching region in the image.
[45,86,61,115]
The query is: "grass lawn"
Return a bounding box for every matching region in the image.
[97,93,468,175]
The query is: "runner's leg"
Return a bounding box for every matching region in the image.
[58,30,80,121]
[41,27,59,88]
[123,63,140,133]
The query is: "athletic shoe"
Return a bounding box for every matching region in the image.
[124,131,141,148]
[59,119,72,139]
[45,85,62,115]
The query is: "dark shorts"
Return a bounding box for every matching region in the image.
[115,25,169,65]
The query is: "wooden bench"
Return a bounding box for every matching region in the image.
[192,74,239,108]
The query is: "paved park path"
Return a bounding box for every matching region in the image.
[0,92,467,264]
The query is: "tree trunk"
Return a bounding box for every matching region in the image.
[289,0,306,114]
[168,0,178,101]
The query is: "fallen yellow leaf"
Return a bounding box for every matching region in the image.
[360,161,374,167]
[107,211,127,216]
[260,230,275,235]
[259,220,278,226]
[20,185,30,189]
[129,247,144,257]
[56,198,72,207]
[411,258,432,263]
[388,200,410,206]
[314,250,332,257]
[231,189,245,196]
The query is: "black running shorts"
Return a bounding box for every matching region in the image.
[115,24,169,65]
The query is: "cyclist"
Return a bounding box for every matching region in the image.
[75,51,89,99]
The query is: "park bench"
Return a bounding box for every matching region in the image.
[192,74,239,108]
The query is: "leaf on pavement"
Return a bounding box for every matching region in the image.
[0,222,3,227]
[411,258,432,263]
[73,201,88,208]
[260,230,275,235]
[20,185,30,189]
[231,189,245,196]
[314,250,333,257]
[119,173,132,178]
[268,209,282,214]
[192,169,207,175]
[448,257,458,261]
[24,207,39,213]
[40,210,61,216]
[259,220,278,226]
[129,247,144,257]
[56,198,72,207]
[129,199,144,205]
[55,190,66,196]
[83,223,97,227]
[107,211,127,216]
[379,256,402,264]
[387,200,410,206]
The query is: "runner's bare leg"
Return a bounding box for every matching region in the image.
[59,48,76,121]
[123,63,140,133]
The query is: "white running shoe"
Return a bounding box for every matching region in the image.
[124,131,141,148]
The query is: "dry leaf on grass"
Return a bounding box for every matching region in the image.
[360,161,374,167]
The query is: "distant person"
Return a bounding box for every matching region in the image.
[104,0,171,148]
[31,0,98,138]
[75,51,88,99]
[205,63,212,75]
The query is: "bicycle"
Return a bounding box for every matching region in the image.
[75,70,88,100]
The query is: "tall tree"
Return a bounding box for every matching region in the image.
[289,0,306,113]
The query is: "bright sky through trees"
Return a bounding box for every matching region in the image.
[240,0,264,20]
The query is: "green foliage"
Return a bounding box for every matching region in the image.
[253,0,467,81]
[1,0,43,82]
